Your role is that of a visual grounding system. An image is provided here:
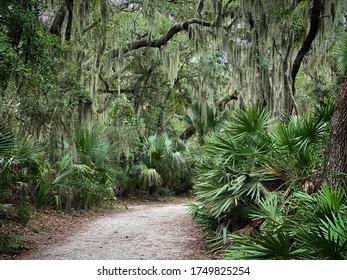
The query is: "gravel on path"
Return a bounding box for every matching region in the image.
[21,203,204,260]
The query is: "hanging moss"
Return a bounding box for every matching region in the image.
[216,0,338,116]
[168,50,180,87]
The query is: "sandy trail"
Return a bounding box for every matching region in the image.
[22,203,204,260]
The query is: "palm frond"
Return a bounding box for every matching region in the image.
[295,216,347,260]
[74,128,99,158]
[250,192,287,230]
[295,116,326,151]
[227,107,271,143]
[224,231,305,260]
[271,120,300,153]
[314,97,335,123]
[0,121,15,158]
[331,36,347,74]
[315,186,347,221]
[294,186,347,223]
[320,213,347,251]
[58,154,73,171]
[53,162,93,186]
[194,173,267,218]
[14,137,44,163]
[139,164,163,187]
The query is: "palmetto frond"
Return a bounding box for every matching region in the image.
[53,154,94,186]
[14,137,44,163]
[194,172,268,218]
[271,114,327,153]
[0,121,15,158]
[271,119,300,153]
[294,185,347,224]
[139,134,189,190]
[192,106,334,259]
[74,127,117,173]
[139,164,163,188]
[331,36,347,74]
[314,97,335,123]
[74,129,99,158]
[295,116,326,151]
[250,192,287,230]
[147,134,166,163]
[226,107,271,143]
[295,212,347,260]
[225,231,305,260]
[0,122,43,165]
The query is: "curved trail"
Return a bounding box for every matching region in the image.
[23,203,204,260]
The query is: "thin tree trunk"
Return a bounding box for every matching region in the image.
[65,0,74,41]
[50,4,66,39]
[157,90,172,133]
[290,0,323,116]
[291,0,323,87]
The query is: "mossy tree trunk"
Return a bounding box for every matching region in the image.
[323,71,347,187]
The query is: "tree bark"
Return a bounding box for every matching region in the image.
[50,4,66,39]
[322,73,347,187]
[65,0,74,41]
[108,18,213,59]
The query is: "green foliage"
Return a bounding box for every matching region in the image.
[194,171,267,219]
[188,202,227,252]
[0,232,25,255]
[49,127,121,210]
[36,161,51,208]
[16,202,31,224]
[223,186,347,260]
[228,107,271,140]
[268,113,328,180]
[136,134,191,196]
[191,106,336,259]
[293,186,347,225]
[314,97,335,124]
[0,1,342,261]
[295,213,347,260]
[225,231,305,260]
[192,108,274,235]
[332,35,347,74]
[0,32,16,86]
[250,192,287,230]
[139,164,163,190]
[0,121,14,158]
[0,122,44,206]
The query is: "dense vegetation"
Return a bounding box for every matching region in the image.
[1,0,347,259]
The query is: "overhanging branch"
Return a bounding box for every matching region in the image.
[108,18,213,59]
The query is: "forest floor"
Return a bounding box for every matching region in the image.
[1,198,209,260]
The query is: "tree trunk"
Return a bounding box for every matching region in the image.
[291,0,323,88]
[322,74,347,187]
[50,4,66,39]
[157,90,172,134]
[65,0,74,41]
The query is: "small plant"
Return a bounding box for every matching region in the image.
[54,195,62,212]
[16,202,31,224]
[0,232,25,255]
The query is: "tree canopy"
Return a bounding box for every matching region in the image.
[1,0,347,260]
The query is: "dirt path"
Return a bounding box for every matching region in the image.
[20,202,205,260]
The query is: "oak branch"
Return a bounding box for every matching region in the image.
[108,18,213,59]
